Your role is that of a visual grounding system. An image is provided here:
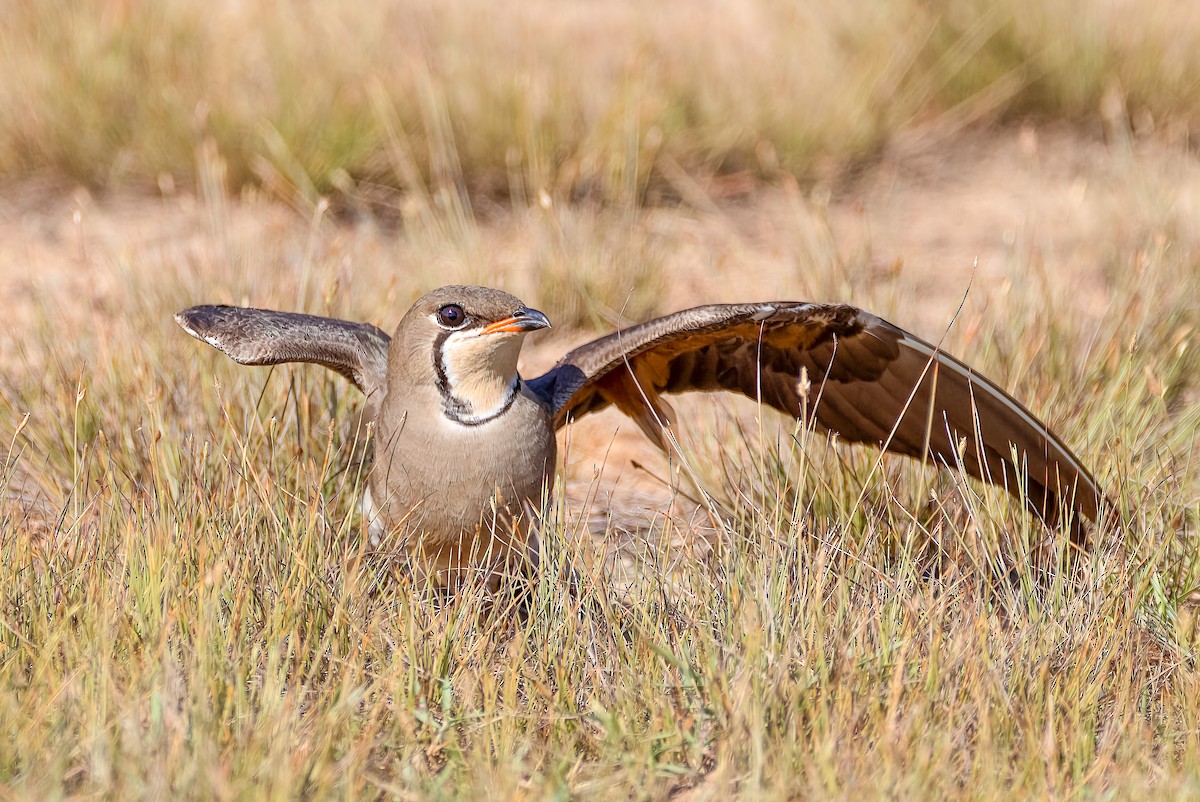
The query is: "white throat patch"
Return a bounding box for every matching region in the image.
[434,330,524,426]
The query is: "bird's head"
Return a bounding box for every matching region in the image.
[391,285,551,424]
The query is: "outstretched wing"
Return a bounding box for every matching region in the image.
[175,305,392,402]
[525,302,1104,536]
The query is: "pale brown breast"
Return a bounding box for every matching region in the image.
[366,382,556,586]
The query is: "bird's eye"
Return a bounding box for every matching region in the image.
[437,304,466,328]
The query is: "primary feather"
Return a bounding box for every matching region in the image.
[526,302,1103,539]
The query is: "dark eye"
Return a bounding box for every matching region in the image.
[437,304,466,328]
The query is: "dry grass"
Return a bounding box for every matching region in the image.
[3,1,1200,798]
[2,124,1199,798]
[2,0,1200,201]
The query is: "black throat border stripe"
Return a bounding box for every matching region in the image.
[432,330,521,427]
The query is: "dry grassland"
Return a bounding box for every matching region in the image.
[4,0,1200,199]
[2,1,1200,799]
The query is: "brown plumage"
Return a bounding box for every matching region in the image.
[175,305,390,415]
[525,301,1103,531]
[176,285,1106,585]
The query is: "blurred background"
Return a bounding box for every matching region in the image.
[2,0,1197,353]
[3,0,1198,203]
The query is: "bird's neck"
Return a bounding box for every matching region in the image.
[433,331,524,425]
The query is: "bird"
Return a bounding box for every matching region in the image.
[176,285,1106,588]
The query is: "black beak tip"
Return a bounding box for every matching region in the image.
[516,306,552,331]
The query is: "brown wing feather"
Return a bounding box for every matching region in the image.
[526,302,1105,537]
[175,305,391,403]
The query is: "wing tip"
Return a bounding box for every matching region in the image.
[174,305,237,355]
[174,307,200,335]
[174,306,209,339]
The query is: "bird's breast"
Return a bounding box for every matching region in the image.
[367,385,556,553]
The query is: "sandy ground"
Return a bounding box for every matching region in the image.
[6,126,1197,337]
[2,126,1197,577]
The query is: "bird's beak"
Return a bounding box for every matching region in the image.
[481,306,552,335]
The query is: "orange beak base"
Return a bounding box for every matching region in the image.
[481,306,552,335]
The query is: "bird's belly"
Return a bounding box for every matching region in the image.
[367,400,556,584]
